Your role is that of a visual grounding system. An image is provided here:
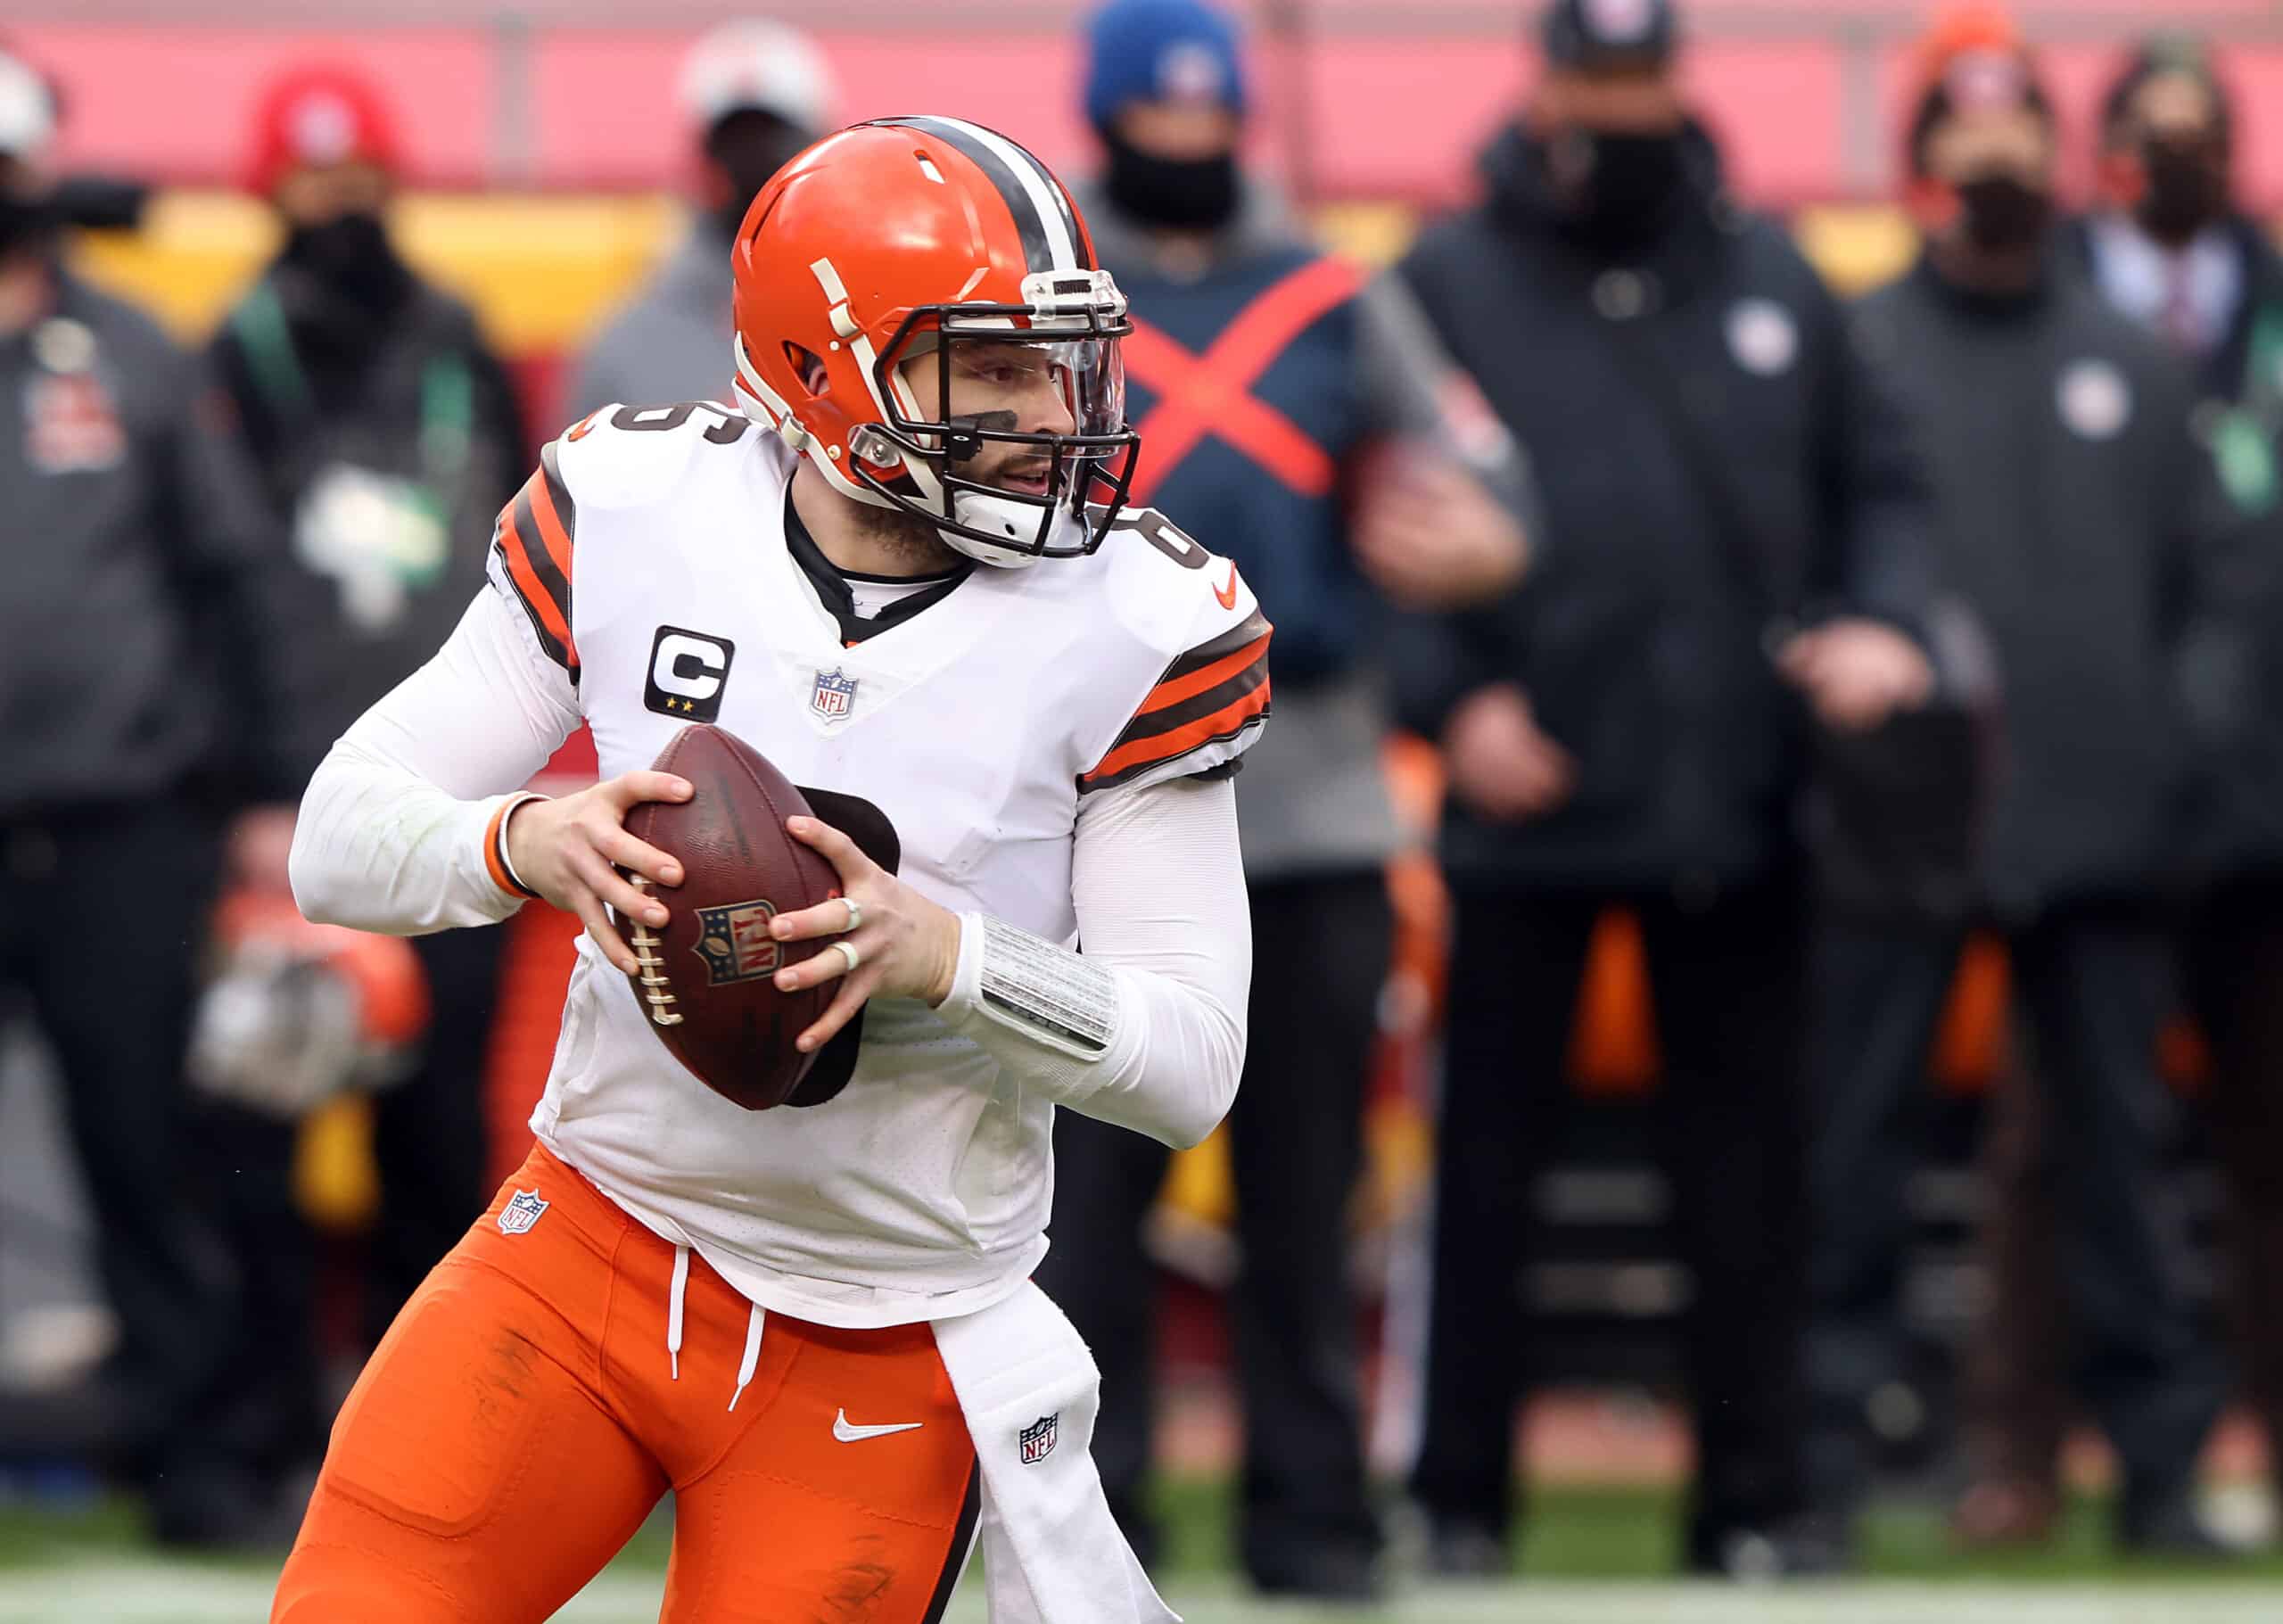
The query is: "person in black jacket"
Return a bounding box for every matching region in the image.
[1803,13,2231,1557]
[195,63,527,1509]
[1956,29,2283,1549]
[1393,0,1939,1578]
[0,51,303,1546]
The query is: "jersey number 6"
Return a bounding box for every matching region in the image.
[1114,507,1208,571]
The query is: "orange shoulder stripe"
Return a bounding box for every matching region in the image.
[525,469,574,580]
[1084,680,1272,787]
[498,501,574,655]
[1139,632,1269,717]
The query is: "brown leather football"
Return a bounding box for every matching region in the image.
[618,724,842,1110]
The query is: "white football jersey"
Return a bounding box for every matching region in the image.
[484,401,1268,1327]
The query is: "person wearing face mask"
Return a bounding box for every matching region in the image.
[0,48,309,1546]
[1032,0,1537,1601]
[2081,36,2254,362]
[1951,32,2283,1554]
[1390,0,1941,1579]
[570,21,836,415]
[1802,6,2237,1560]
[199,61,527,1522]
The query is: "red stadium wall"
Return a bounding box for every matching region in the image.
[24,19,2283,210]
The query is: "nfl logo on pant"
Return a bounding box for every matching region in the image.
[1018,1413,1059,1465]
[499,1189,548,1234]
[811,667,858,721]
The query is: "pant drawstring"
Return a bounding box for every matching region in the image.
[729,1303,765,1413]
[667,1242,689,1381]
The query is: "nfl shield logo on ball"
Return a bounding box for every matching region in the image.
[499,1189,548,1235]
[811,667,858,721]
[694,900,780,985]
[1018,1413,1059,1465]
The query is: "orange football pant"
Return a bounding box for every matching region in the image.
[272,1143,979,1623]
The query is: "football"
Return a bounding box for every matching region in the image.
[618,724,842,1110]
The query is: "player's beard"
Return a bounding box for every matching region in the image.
[872,452,1059,573]
[850,496,966,574]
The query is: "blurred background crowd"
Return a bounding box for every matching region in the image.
[5,0,2283,1605]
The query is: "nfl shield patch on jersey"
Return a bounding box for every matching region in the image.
[499,1189,548,1234]
[811,666,859,721]
[1018,1413,1059,1465]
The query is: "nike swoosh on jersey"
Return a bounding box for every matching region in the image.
[1214,561,1239,610]
[833,1408,925,1443]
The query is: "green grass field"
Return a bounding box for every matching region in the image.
[6,1483,2283,1622]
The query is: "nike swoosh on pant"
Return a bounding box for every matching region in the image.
[833,1408,925,1443]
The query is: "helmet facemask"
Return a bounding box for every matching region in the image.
[849,270,1141,568]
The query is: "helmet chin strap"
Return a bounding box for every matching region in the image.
[932,407,1057,568]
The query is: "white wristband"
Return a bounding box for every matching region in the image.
[496,792,548,895]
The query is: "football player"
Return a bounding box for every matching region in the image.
[272,119,1265,1624]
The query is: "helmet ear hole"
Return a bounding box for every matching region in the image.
[784,342,828,396]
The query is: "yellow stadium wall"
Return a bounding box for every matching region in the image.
[68,191,1929,366]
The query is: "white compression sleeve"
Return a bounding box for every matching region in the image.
[289,588,581,936]
[935,773,1251,1150]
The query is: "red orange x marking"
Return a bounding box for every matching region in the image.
[1120,255,1367,507]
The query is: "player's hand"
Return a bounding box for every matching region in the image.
[769,815,965,1053]
[505,772,692,975]
[1352,451,1529,611]
[1442,682,1577,822]
[1776,618,1934,735]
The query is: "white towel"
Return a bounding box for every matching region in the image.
[933,1281,1178,1624]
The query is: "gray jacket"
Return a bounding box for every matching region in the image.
[0,266,295,817]
[570,221,738,418]
[1078,177,1535,880]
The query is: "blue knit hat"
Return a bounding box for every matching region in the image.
[1083,0,1248,136]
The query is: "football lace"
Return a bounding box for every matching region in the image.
[627,875,683,1026]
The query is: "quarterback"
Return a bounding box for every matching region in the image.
[273,118,1266,1623]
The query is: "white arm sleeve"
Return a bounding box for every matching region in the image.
[935,772,1250,1150]
[289,587,582,936]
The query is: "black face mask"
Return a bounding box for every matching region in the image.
[2135,138,2227,247]
[283,210,408,314]
[1955,172,2051,253]
[0,190,54,259]
[1101,129,1240,233]
[1545,128,1690,252]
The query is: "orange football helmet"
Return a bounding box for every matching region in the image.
[729,116,1137,567]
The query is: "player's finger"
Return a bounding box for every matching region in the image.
[786,816,876,881]
[601,771,695,811]
[773,929,872,993]
[573,892,641,976]
[770,893,867,944]
[573,849,667,929]
[591,824,683,888]
[795,971,877,1054]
